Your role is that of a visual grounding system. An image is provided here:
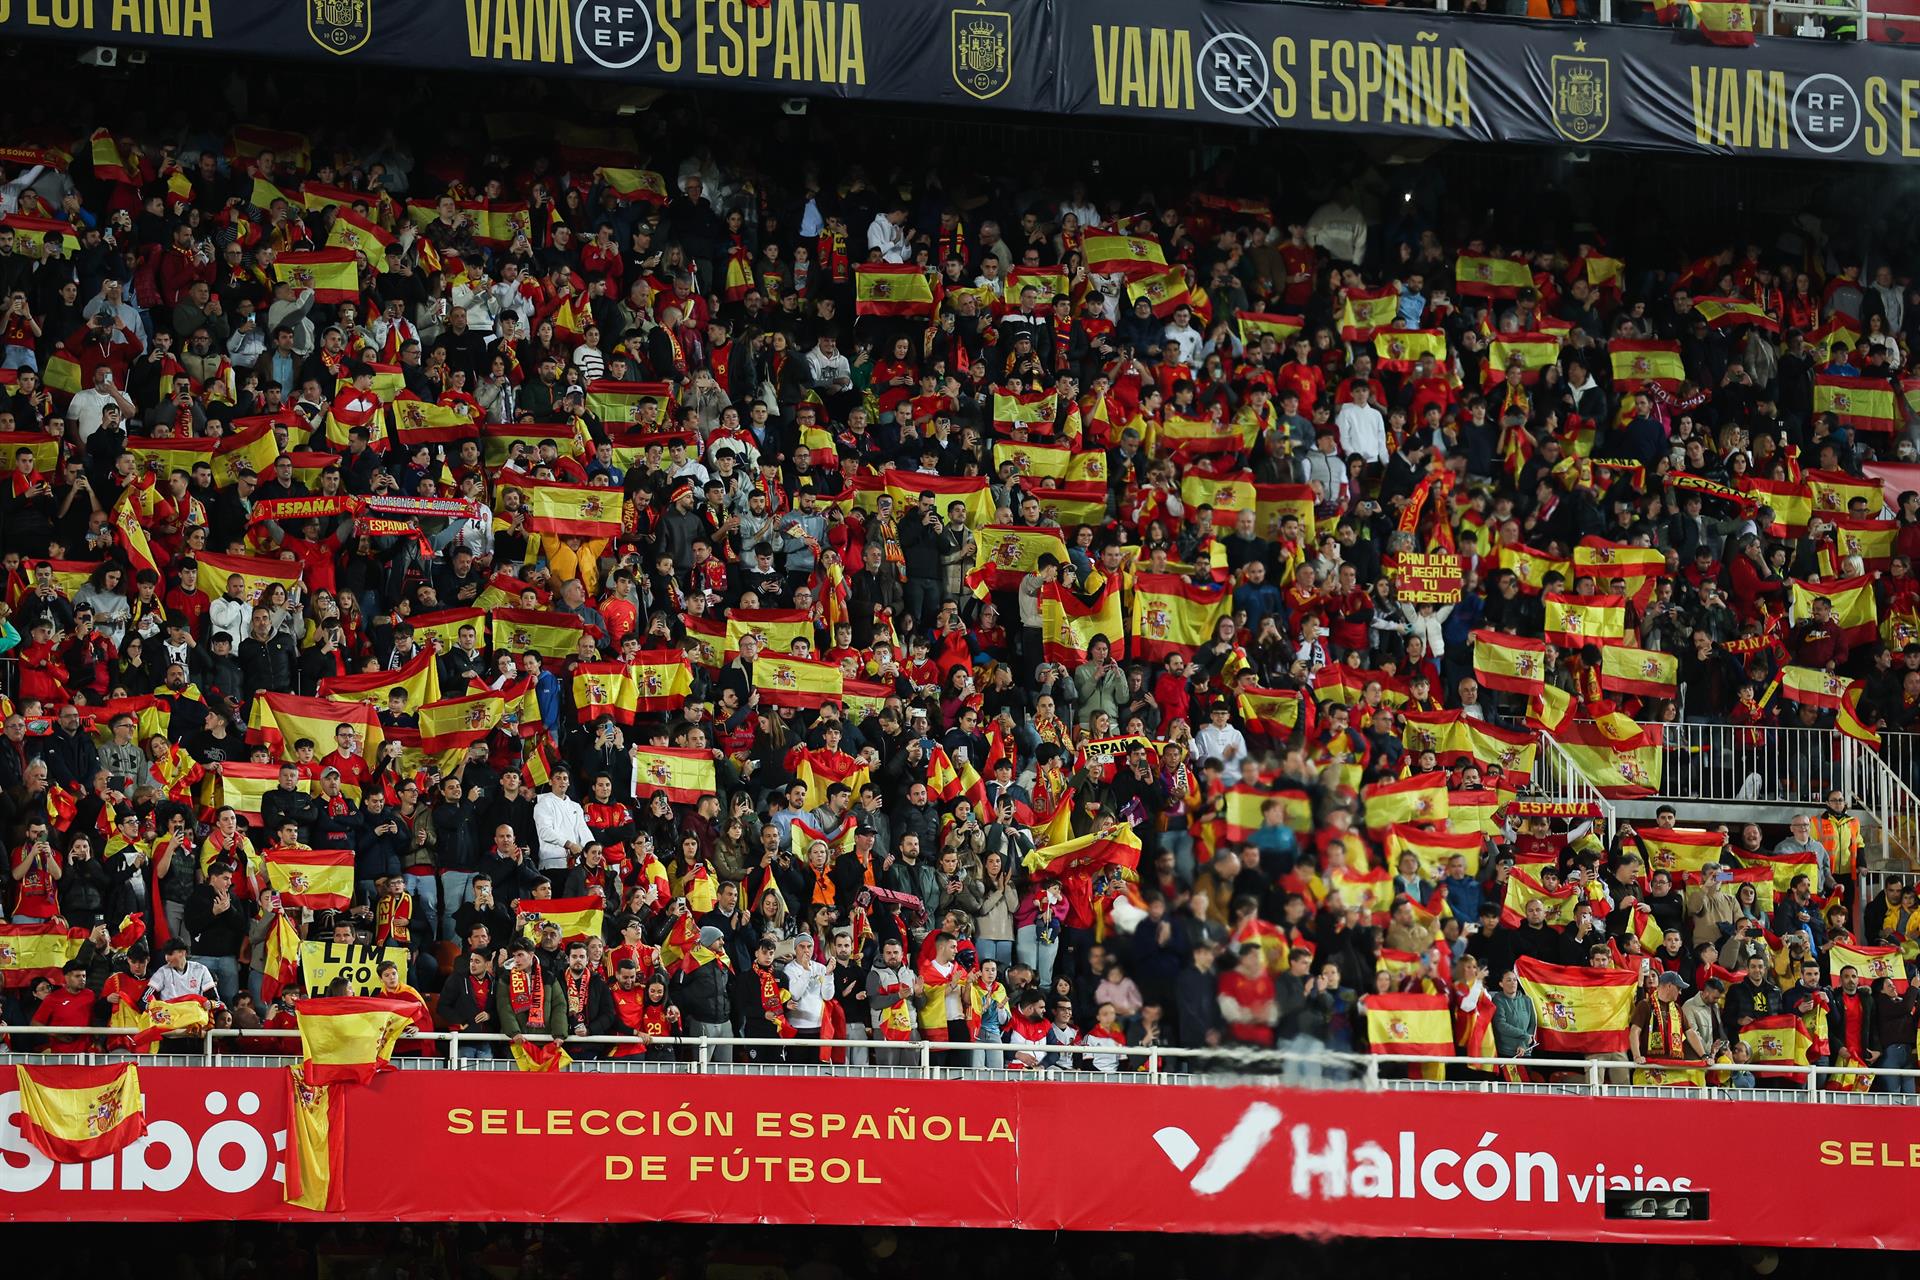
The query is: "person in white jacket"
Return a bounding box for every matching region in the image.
[533,767,594,872]
[1334,382,1388,466]
[1399,596,1455,659]
[782,934,835,1044]
[866,207,911,263]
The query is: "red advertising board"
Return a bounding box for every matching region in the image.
[3,1067,1916,1246]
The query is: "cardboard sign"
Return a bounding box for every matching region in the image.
[299,940,409,996]
[1391,552,1464,604]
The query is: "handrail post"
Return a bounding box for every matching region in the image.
[1363,1057,1380,1091]
[697,1036,710,1070]
[920,1040,934,1078]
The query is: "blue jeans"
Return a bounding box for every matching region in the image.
[437,870,475,942]
[406,871,442,943]
[975,937,1012,972]
[1015,924,1059,988]
[195,955,240,1005]
[1878,1043,1916,1094]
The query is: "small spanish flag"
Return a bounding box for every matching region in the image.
[273,249,360,304]
[296,996,421,1086]
[1693,295,1778,332]
[1609,339,1685,391]
[1008,265,1071,302]
[128,994,212,1047]
[1235,685,1308,739]
[1372,328,1447,373]
[319,644,443,710]
[1600,644,1679,699]
[1487,333,1562,383]
[724,607,813,661]
[630,746,719,805]
[1497,543,1570,593]
[265,848,356,911]
[1083,230,1167,280]
[1128,571,1230,661]
[1236,311,1303,345]
[1364,992,1455,1057]
[752,653,845,710]
[1806,468,1885,515]
[853,264,937,317]
[1125,266,1191,319]
[0,430,61,475]
[1222,785,1311,839]
[1820,515,1898,576]
[325,208,393,272]
[390,395,477,447]
[14,1064,147,1162]
[1633,1060,1706,1087]
[1386,824,1483,878]
[1829,942,1907,991]
[1556,719,1663,798]
[510,1040,575,1072]
[1337,285,1400,341]
[1687,0,1757,44]
[1042,581,1126,667]
[508,475,624,539]
[1632,825,1723,875]
[249,691,384,763]
[628,651,694,712]
[1584,256,1625,289]
[490,606,587,659]
[1789,575,1878,648]
[1731,848,1821,897]
[0,922,90,988]
[418,690,508,754]
[195,549,305,607]
[966,525,1071,596]
[1331,864,1394,923]
[284,1065,345,1211]
[1516,956,1636,1054]
[1362,771,1450,830]
[1453,254,1534,299]
[1543,591,1626,647]
[597,167,669,204]
[1023,824,1143,880]
[994,440,1074,481]
[1499,868,1580,930]
[218,760,306,825]
[512,895,606,944]
[1740,1013,1812,1068]
[1472,629,1550,694]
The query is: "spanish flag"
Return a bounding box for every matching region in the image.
[571,661,639,724]
[1500,868,1580,929]
[793,752,870,811]
[753,653,844,709]
[1253,483,1318,542]
[1740,1013,1812,1069]
[1693,295,1778,331]
[1331,865,1394,923]
[1386,824,1483,878]
[509,1040,574,1073]
[1732,848,1820,897]
[29,558,93,599]
[1779,663,1854,711]
[1498,542,1570,593]
[13,1064,147,1162]
[1125,266,1192,319]
[1449,789,1502,837]
[284,1065,345,1212]
[1601,645,1679,699]
[265,848,356,911]
[725,607,813,660]
[1222,786,1311,839]
[1633,1060,1706,1087]
[1364,992,1455,1057]
[325,208,393,272]
[1453,254,1534,299]
[1830,941,1907,990]
[475,201,534,247]
[877,469,999,530]
[628,651,695,712]
[273,249,360,304]
[296,996,420,1086]
[1790,575,1877,648]
[1128,572,1229,661]
[1041,580,1124,667]
[113,486,158,578]
[1008,265,1071,302]
[1837,679,1882,748]
[1633,825,1723,875]
[1808,468,1885,515]
[597,167,669,203]
[1401,708,1467,757]
[1516,956,1635,1054]
[1471,629,1549,694]
[249,691,384,762]
[1337,285,1400,341]
[508,475,624,539]
[1820,515,1898,576]
[1236,685,1308,739]
[1585,255,1625,289]
[2,213,81,258]
[1486,333,1561,383]
[853,264,937,316]
[318,645,443,709]
[1688,0,1757,43]
[194,549,306,608]
[43,349,82,397]
[1237,311,1303,345]
[390,395,477,447]
[630,746,718,805]
[127,993,211,1047]
[1739,475,1813,536]
[1022,824,1143,880]
[1573,536,1664,602]
[1464,718,1538,778]
[1363,772,1450,830]
[1180,473,1259,524]
[512,895,606,944]
[1372,328,1447,373]
[993,440,1072,481]
[418,690,507,753]
[1609,339,1685,391]
[0,430,61,476]
[1544,592,1626,647]
[249,177,301,211]
[484,422,590,469]
[1558,719,1662,798]
[1083,230,1166,280]
[1160,414,1254,456]
[991,388,1058,431]
[1815,374,1899,434]
[491,607,586,658]
[217,760,305,825]
[966,525,1070,596]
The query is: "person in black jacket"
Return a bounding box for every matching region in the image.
[356,789,409,900]
[184,861,254,1005]
[1827,965,1878,1074]
[452,875,516,957]
[1173,941,1225,1049]
[437,949,498,1057]
[237,608,296,696]
[54,832,115,929]
[261,767,320,845]
[39,706,99,790]
[671,926,735,1063]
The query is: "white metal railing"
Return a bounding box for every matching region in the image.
[1528,730,1618,843]
[4,1024,1918,1100]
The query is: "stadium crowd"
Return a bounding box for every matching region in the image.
[0,111,1915,1085]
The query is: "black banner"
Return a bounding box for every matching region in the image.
[5,0,1920,164]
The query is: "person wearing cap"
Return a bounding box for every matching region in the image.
[1631,970,1704,1066]
[668,915,735,1063]
[494,936,566,1046]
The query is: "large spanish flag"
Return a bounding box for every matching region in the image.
[1126,266,1192,319]
[317,645,442,709]
[1558,719,1662,798]
[1499,867,1580,929]
[417,690,507,754]
[13,1064,147,1162]
[994,440,1073,482]
[1806,468,1884,516]
[4,213,82,257]
[1740,1013,1812,1069]
[1129,572,1229,661]
[753,653,844,709]
[1449,789,1502,837]
[1486,333,1562,383]
[966,525,1071,596]
[296,996,420,1086]
[284,1066,345,1213]
[629,651,695,712]
[491,607,586,658]
[853,264,937,316]
[511,896,606,944]
[1498,542,1570,593]
[1601,645,1679,699]
[725,607,812,660]
[1041,580,1124,666]
[1454,254,1534,299]
[264,848,356,911]
[1237,311,1304,345]
[1544,592,1626,647]
[508,475,623,539]
[1471,629,1549,694]
[1372,328,1447,373]
[1008,265,1071,303]
[1386,824,1483,878]
[1364,992,1455,1057]
[1337,285,1399,341]
[597,166,669,203]
[1830,941,1907,990]
[217,759,306,825]
[876,469,998,530]
[1517,956,1635,1054]
[1180,473,1259,525]
[273,249,359,304]
[1022,824,1143,880]
[1609,339,1685,391]
[1790,575,1877,648]
[1363,772,1450,830]
[1464,717,1538,778]
[1633,825,1723,875]
[1693,295,1778,331]
[250,692,383,762]
[195,550,304,607]
[1815,374,1899,433]
[631,746,718,805]
[1573,536,1664,602]
[1083,230,1166,280]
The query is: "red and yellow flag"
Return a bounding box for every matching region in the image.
[1454,255,1534,299]
[631,746,719,805]
[1464,718,1538,778]
[1363,771,1450,830]
[1180,473,1259,525]
[1364,992,1455,1057]
[724,607,813,661]
[1236,311,1304,345]
[273,249,360,304]
[597,167,669,204]
[1083,230,1167,279]
[1693,295,1778,331]
[1372,328,1447,373]
[417,690,507,754]
[853,264,937,316]
[1236,685,1308,740]
[1830,942,1907,991]
[752,653,845,709]
[1498,543,1571,593]
[195,550,304,607]
[249,691,384,761]
[512,896,606,945]
[1815,374,1899,433]
[1041,580,1124,667]
[1740,1013,1812,1068]
[1600,645,1679,699]
[1471,629,1550,694]
[296,996,420,1086]
[1448,789,1503,837]
[1790,576,1877,648]
[1499,868,1580,930]
[13,1064,147,1162]
[490,607,586,658]
[1732,849,1820,897]
[1022,825,1143,880]
[1222,786,1311,839]
[319,645,443,711]
[1517,956,1635,1054]
[1557,719,1662,797]
[993,440,1073,482]
[1609,339,1685,391]
[217,760,305,825]
[264,848,356,911]
[284,1065,345,1212]
[1688,0,1758,44]
[965,525,1071,597]
[1632,825,1723,875]
[1337,286,1399,341]
[1129,572,1230,661]
[1543,592,1626,647]
[325,208,393,272]
[510,1041,575,1073]
[127,993,211,1047]
[1486,333,1562,383]
[1386,824,1483,879]
[1820,515,1898,576]
[508,475,623,539]
[1779,664,1854,711]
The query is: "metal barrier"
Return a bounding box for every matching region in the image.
[3,1024,1917,1100]
[1528,730,1618,843]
